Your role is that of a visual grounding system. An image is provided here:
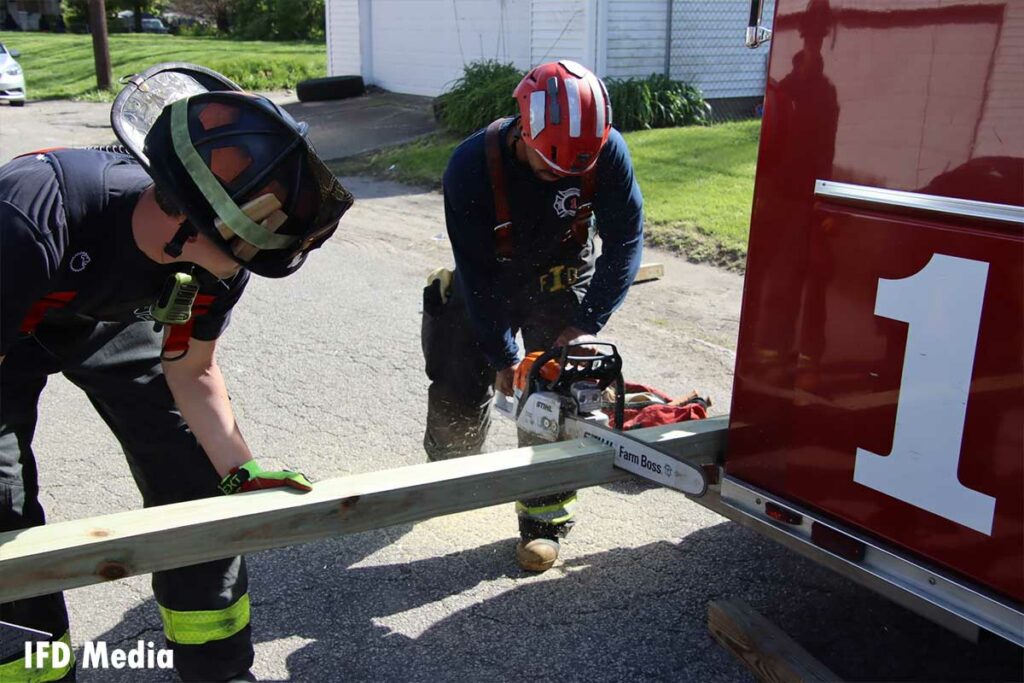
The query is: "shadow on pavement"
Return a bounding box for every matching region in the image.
[282,91,436,165]
[87,520,1023,682]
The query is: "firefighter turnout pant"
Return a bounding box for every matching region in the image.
[422,277,579,540]
[0,319,252,682]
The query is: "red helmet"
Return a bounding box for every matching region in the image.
[513,60,612,175]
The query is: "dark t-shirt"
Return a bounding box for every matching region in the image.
[0,149,248,356]
[443,120,644,368]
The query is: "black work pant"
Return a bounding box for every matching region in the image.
[422,279,580,539]
[0,319,252,681]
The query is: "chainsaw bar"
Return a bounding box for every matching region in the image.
[563,415,708,496]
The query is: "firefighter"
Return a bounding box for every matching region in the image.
[422,61,644,572]
[0,64,352,682]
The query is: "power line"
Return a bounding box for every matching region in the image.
[539,6,582,63]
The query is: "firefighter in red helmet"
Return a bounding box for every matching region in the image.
[0,64,352,682]
[422,61,645,572]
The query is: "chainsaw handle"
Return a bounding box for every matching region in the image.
[526,343,625,428]
[526,347,565,392]
[613,373,625,430]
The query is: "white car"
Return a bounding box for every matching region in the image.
[0,41,26,106]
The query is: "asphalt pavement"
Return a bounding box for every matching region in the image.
[0,90,435,164]
[1,98,1021,682]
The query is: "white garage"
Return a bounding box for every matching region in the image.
[325,0,773,103]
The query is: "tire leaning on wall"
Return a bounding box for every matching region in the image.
[296,75,366,102]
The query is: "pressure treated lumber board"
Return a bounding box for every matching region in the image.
[0,420,727,604]
[633,262,664,283]
[0,441,623,603]
[708,599,841,683]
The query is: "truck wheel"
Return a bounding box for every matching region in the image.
[11,100,25,107]
[296,76,365,103]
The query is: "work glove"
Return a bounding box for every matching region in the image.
[219,460,313,495]
[424,267,454,313]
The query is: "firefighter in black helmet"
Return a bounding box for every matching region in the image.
[0,64,353,682]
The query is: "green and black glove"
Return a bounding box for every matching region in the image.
[219,460,313,495]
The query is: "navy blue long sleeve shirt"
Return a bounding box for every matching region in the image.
[443,121,644,368]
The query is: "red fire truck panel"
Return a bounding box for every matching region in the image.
[729,0,1023,603]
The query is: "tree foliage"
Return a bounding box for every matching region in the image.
[228,0,325,40]
[164,0,324,40]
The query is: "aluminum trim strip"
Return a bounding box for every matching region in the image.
[720,476,1024,646]
[815,180,1024,225]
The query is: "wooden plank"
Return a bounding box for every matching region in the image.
[0,420,727,604]
[633,262,664,284]
[708,599,842,683]
[0,442,628,604]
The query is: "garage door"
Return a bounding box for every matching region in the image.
[370,0,530,97]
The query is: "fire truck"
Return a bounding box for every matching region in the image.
[720,0,1023,645]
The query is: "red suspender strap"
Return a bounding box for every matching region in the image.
[581,168,596,206]
[19,291,77,334]
[14,147,66,159]
[485,118,515,262]
[161,294,216,358]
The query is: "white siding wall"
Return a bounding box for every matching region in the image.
[326,0,362,76]
[368,0,531,97]
[668,0,775,98]
[604,0,669,78]
[531,0,591,67]
[326,0,773,99]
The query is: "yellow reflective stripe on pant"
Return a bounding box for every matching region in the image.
[159,593,251,646]
[0,631,73,683]
[516,495,578,525]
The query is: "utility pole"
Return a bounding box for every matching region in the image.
[89,0,112,91]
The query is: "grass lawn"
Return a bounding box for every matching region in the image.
[0,32,325,101]
[335,120,761,269]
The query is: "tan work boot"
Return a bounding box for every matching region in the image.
[516,537,560,572]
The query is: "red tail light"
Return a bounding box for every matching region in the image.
[765,501,802,525]
[811,522,866,562]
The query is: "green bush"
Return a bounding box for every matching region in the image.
[436,60,525,136]
[605,74,711,132]
[175,22,221,38]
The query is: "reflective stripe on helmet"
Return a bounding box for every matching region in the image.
[564,76,582,138]
[558,59,589,78]
[170,99,296,251]
[529,90,546,138]
[587,72,607,137]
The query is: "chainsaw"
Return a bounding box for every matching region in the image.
[495,342,707,496]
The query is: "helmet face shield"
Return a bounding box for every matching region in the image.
[111,63,244,172]
[113,63,353,278]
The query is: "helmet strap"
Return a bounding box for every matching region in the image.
[164,223,198,258]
